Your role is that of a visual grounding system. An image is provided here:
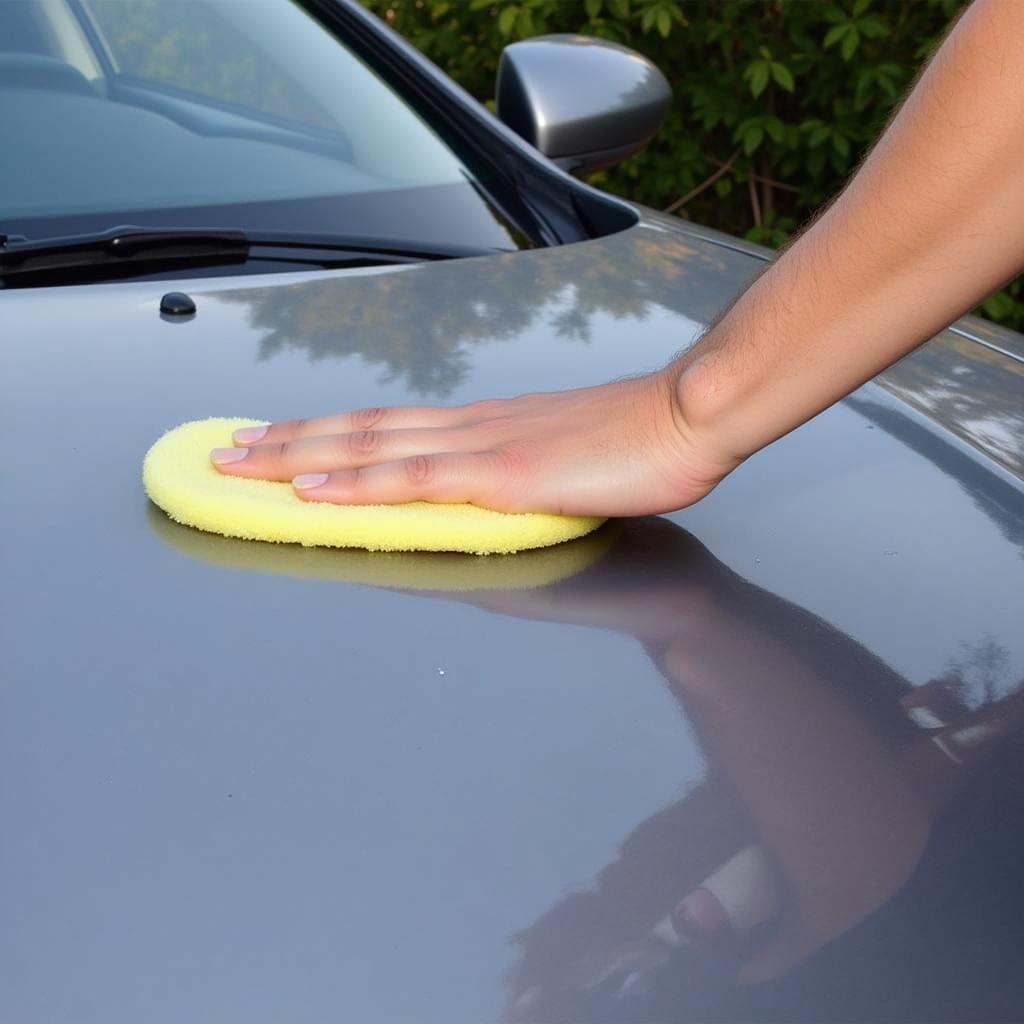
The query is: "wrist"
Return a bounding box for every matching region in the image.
[666,349,749,473]
[646,358,744,500]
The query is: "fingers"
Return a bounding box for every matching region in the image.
[211,427,475,482]
[292,451,510,506]
[230,404,479,448]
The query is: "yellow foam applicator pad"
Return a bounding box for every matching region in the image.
[144,418,605,555]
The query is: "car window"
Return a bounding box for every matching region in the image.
[83,0,335,130]
[0,0,526,255]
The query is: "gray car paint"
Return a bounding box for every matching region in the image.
[3,209,1024,1023]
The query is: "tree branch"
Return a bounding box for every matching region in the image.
[748,174,762,227]
[752,173,799,194]
[663,148,741,215]
[701,151,800,193]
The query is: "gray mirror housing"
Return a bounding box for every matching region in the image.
[496,35,671,175]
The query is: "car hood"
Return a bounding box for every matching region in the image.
[4,215,1024,1023]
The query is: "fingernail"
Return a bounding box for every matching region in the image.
[906,705,946,729]
[211,447,249,465]
[650,913,690,948]
[692,845,780,936]
[233,425,268,445]
[293,473,329,490]
[673,887,732,945]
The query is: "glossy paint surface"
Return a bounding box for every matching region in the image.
[3,214,1023,1023]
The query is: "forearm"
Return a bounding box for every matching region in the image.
[675,0,1024,463]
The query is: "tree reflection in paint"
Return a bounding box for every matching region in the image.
[221,232,753,396]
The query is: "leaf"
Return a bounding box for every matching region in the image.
[823,23,848,49]
[831,131,851,157]
[770,62,795,92]
[714,177,733,198]
[852,0,870,16]
[497,4,519,36]
[656,7,672,37]
[585,0,602,17]
[608,0,630,14]
[735,119,764,154]
[875,61,903,96]
[807,123,831,148]
[764,116,784,142]
[982,291,1015,319]
[746,60,770,97]
[854,69,874,109]
[840,25,859,60]
[858,16,890,39]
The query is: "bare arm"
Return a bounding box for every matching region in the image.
[213,0,1024,515]
[678,0,1024,465]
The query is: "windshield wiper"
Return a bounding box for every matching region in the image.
[0,225,497,280]
[0,226,249,276]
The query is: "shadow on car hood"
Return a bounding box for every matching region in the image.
[3,217,1024,1023]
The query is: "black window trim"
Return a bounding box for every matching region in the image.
[299,0,638,247]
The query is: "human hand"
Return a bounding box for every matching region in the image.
[209,371,739,516]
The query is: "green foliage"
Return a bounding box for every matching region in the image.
[364,0,1024,333]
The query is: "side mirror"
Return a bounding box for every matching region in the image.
[496,34,671,175]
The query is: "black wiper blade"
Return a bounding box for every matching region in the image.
[244,230,498,263]
[0,225,249,276]
[0,226,496,280]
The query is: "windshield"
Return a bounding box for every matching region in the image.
[0,0,526,253]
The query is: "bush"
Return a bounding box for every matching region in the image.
[364,0,1024,332]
